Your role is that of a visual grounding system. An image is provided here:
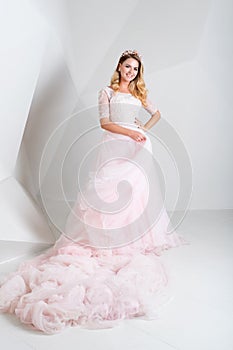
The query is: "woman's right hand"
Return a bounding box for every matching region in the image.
[128,129,147,142]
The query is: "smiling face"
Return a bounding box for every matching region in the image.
[118,58,139,83]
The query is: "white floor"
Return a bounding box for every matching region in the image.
[0,210,232,350]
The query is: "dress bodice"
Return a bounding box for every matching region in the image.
[98,86,158,125]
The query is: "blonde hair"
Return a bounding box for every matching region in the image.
[110,52,148,107]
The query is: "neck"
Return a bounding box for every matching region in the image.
[119,81,130,91]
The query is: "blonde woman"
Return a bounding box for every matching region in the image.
[0,50,189,334]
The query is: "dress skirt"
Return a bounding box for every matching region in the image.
[0,124,189,334]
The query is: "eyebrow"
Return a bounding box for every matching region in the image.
[125,63,139,68]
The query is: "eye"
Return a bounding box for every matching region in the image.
[134,67,138,71]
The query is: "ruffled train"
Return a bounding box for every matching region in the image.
[0,231,189,334]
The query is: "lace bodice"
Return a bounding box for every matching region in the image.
[98,86,158,125]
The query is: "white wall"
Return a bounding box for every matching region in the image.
[0,0,49,179]
[0,0,70,251]
[146,0,233,210]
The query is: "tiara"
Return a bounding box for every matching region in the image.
[120,49,142,60]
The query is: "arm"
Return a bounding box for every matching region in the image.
[135,97,161,131]
[100,118,146,142]
[100,118,134,136]
[143,110,161,130]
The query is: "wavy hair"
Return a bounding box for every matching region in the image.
[110,52,148,107]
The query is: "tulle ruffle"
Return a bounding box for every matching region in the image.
[0,238,180,334]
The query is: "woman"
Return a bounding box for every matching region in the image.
[0,50,189,334]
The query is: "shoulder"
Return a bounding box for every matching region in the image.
[99,86,112,91]
[98,86,114,100]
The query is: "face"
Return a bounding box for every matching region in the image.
[118,58,139,83]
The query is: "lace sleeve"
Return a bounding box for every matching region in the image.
[98,89,110,120]
[143,97,158,116]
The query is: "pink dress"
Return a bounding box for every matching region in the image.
[0,86,189,334]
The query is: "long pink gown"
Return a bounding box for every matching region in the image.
[0,86,189,334]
